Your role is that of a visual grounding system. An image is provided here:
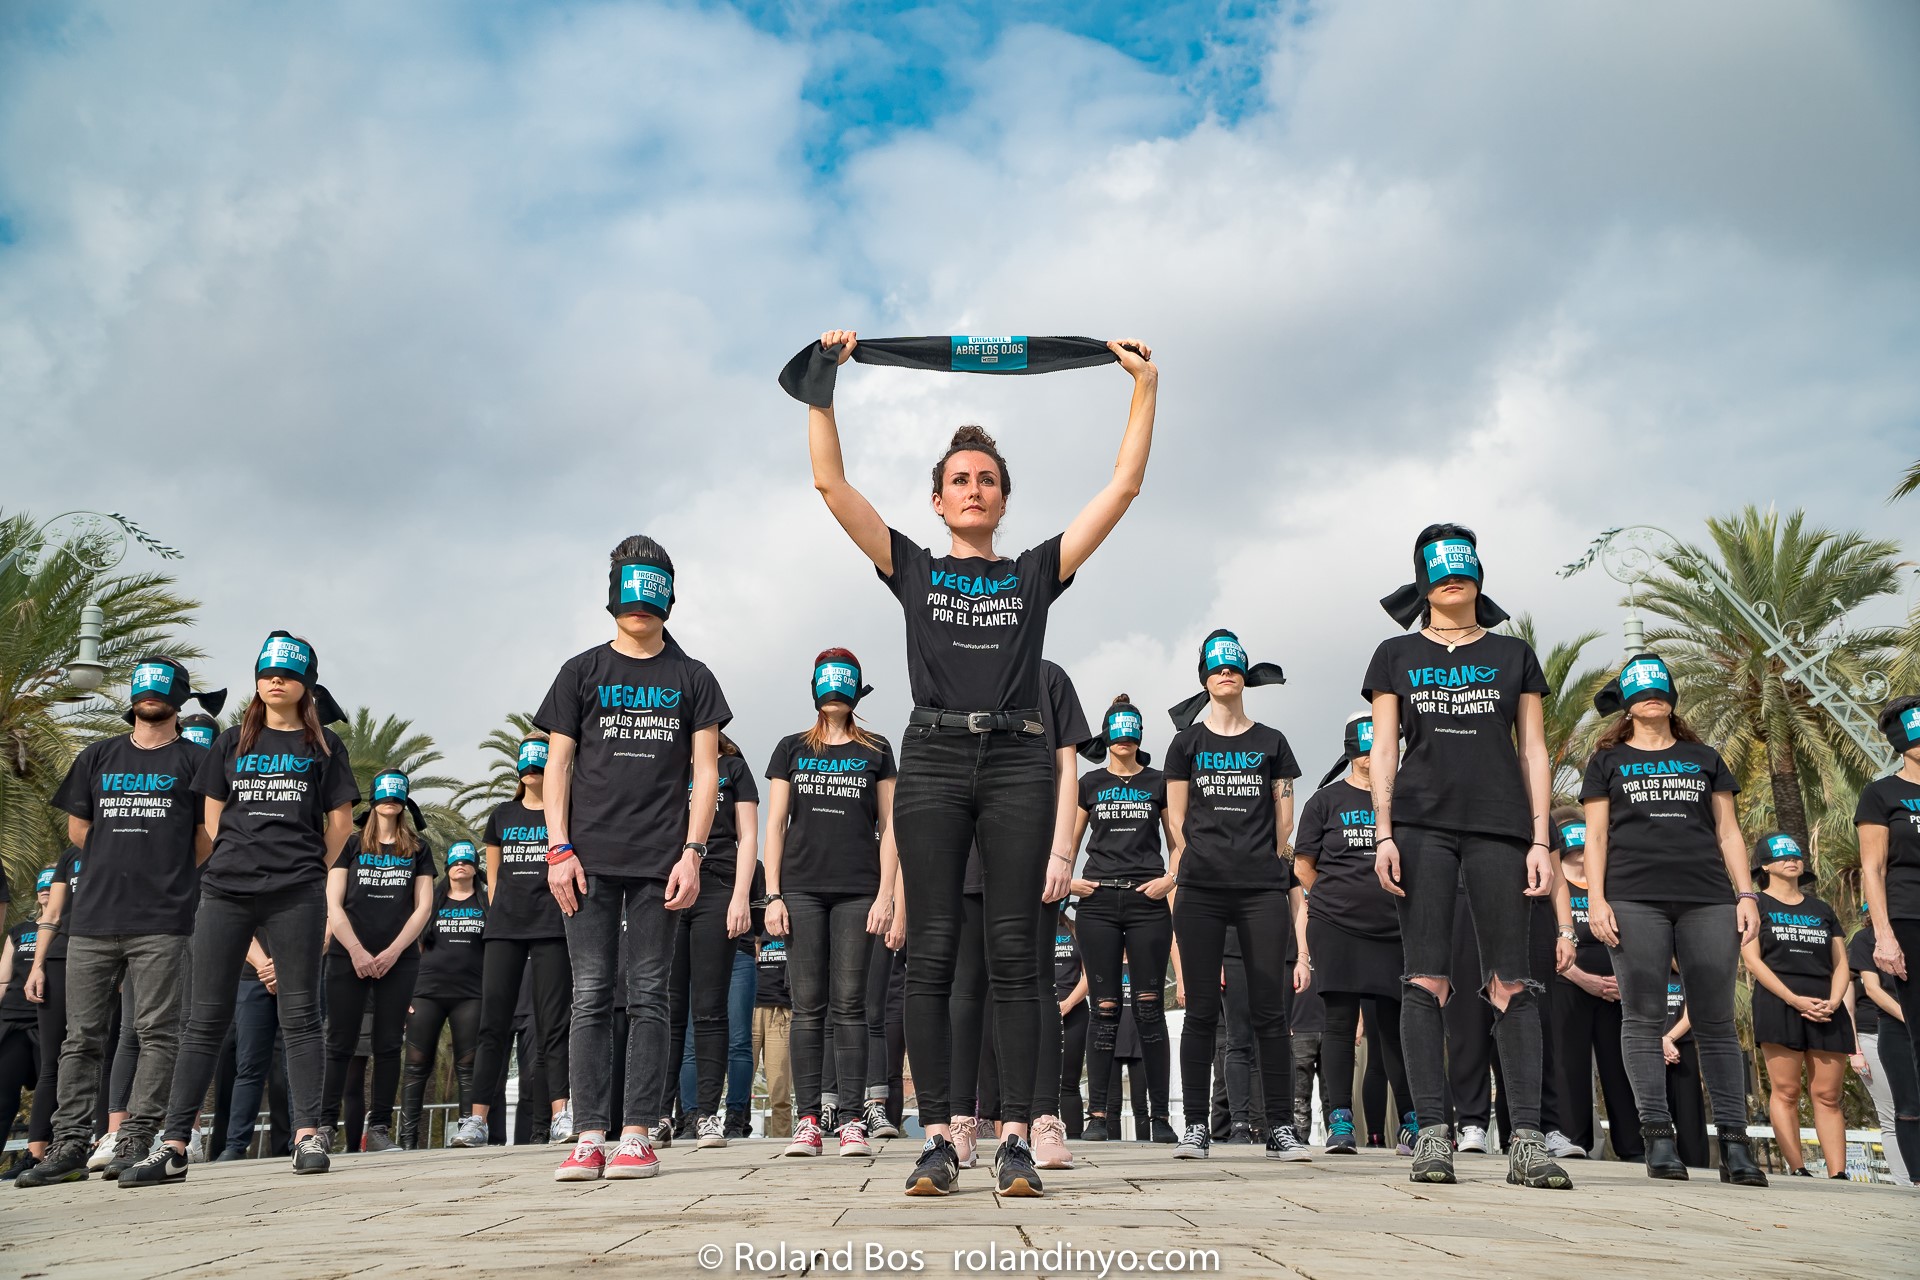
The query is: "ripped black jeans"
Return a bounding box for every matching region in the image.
[1394,824,1543,1134]
[1074,886,1172,1119]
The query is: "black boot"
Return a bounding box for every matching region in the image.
[1642,1124,1688,1180]
[1716,1128,1769,1187]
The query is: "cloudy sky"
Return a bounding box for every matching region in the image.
[3,0,1916,802]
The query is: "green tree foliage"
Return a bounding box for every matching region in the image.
[451,711,540,819]
[1501,614,1612,806]
[330,707,476,867]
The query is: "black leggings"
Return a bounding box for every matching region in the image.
[0,1024,37,1145]
[400,994,480,1146]
[668,874,736,1118]
[1075,887,1173,1118]
[1173,885,1294,1128]
[1550,980,1642,1155]
[1060,1002,1089,1132]
[28,957,65,1143]
[322,950,419,1131]
[472,939,570,1110]
[865,942,904,1117]
[1666,1038,1711,1168]
[1321,992,1412,1122]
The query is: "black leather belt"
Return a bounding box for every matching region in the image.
[1095,879,1145,890]
[909,706,1046,737]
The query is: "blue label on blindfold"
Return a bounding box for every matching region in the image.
[182,725,215,747]
[447,842,477,865]
[1560,823,1586,851]
[1356,720,1374,751]
[1203,635,1247,673]
[37,869,55,892]
[1107,711,1143,742]
[951,335,1028,372]
[620,564,673,611]
[1423,539,1481,584]
[132,663,173,697]
[257,636,312,675]
[1903,707,1920,744]
[518,740,548,772]
[814,662,861,701]
[374,774,409,802]
[1620,659,1671,699]
[1766,834,1803,861]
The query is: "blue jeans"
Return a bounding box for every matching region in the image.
[564,875,675,1134]
[680,950,756,1114]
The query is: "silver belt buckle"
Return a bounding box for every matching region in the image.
[966,711,995,734]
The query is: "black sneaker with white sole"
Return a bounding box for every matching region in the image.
[292,1134,332,1175]
[1265,1125,1313,1162]
[116,1145,189,1188]
[1172,1123,1211,1159]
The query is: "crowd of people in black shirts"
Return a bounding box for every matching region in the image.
[3,331,1918,1201]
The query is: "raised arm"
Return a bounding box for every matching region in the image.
[808,331,893,574]
[1060,341,1157,579]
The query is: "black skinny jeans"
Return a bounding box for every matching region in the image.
[1031,902,1067,1118]
[28,956,65,1143]
[0,1023,37,1146]
[893,724,1052,1127]
[785,890,874,1119]
[322,949,419,1131]
[1666,1038,1711,1167]
[1396,825,1543,1134]
[1174,885,1294,1130]
[1550,979,1642,1154]
[1060,1002,1089,1132]
[400,995,479,1145]
[472,939,570,1110]
[1321,993,1411,1118]
[950,893,989,1118]
[865,942,904,1112]
[668,867,738,1119]
[1076,886,1172,1118]
[165,884,327,1143]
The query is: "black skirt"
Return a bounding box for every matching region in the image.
[1308,917,1402,1000]
[1752,973,1855,1054]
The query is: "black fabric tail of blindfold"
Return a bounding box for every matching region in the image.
[1316,755,1351,790]
[1167,662,1286,731]
[1379,584,1511,631]
[778,336,1118,407]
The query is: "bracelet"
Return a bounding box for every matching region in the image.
[1557,926,1577,941]
[1736,891,1759,902]
[1050,853,1073,864]
[1377,835,1396,846]
[764,893,783,903]
[1529,841,1548,850]
[545,844,575,865]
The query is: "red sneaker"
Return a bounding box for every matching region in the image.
[553,1137,605,1182]
[784,1116,824,1157]
[605,1133,660,1180]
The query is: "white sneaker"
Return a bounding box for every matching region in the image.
[449,1114,489,1148]
[550,1104,575,1144]
[697,1114,728,1149]
[86,1131,118,1171]
[1456,1124,1489,1154]
[1545,1130,1588,1159]
[186,1130,208,1163]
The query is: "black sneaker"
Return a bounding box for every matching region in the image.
[1083,1117,1110,1142]
[15,1142,90,1188]
[993,1134,1043,1197]
[1,1155,38,1182]
[117,1145,189,1188]
[904,1135,959,1196]
[650,1118,674,1148]
[1173,1123,1211,1159]
[315,1125,337,1153]
[1149,1118,1178,1145]
[1226,1120,1254,1145]
[104,1132,153,1180]
[1265,1125,1313,1162]
[1505,1128,1572,1190]
[1410,1125,1456,1184]
[673,1111,697,1142]
[292,1134,331,1175]
[362,1124,399,1154]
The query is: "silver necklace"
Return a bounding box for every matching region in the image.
[1425,624,1483,654]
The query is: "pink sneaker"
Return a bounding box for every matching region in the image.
[839,1120,872,1157]
[951,1116,978,1169]
[553,1136,605,1182]
[604,1133,660,1180]
[784,1115,824,1157]
[1032,1115,1073,1170]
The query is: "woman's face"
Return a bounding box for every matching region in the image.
[521,769,545,797]
[932,450,1005,533]
[256,675,303,709]
[1629,699,1673,726]
[1426,577,1480,611]
[449,863,475,888]
[1108,739,1138,765]
[1206,667,1245,698]
[375,800,403,821]
[1767,857,1805,884]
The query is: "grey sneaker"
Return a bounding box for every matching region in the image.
[550,1104,575,1144]
[1507,1129,1573,1189]
[1410,1125,1456,1184]
[1265,1125,1313,1162]
[315,1125,337,1154]
[449,1114,489,1148]
[1172,1123,1211,1159]
[292,1134,332,1175]
[362,1124,398,1153]
[696,1114,728,1149]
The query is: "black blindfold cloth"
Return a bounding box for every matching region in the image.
[1079,702,1153,767]
[1594,653,1679,717]
[1168,629,1286,731]
[1751,831,1817,888]
[356,770,426,831]
[254,630,347,725]
[1316,714,1376,789]
[179,714,218,748]
[778,335,1120,407]
[123,655,228,725]
[608,559,675,620]
[813,658,873,710]
[1879,696,1920,754]
[1380,533,1510,631]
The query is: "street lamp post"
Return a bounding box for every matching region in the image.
[1,510,180,699]
[1563,524,1897,775]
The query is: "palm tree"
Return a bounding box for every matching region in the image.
[1,513,204,920]
[1501,615,1613,806]
[1891,458,1920,503]
[331,707,476,867]
[450,711,540,820]
[1631,506,1902,852]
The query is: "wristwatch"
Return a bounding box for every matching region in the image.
[683,842,708,859]
[1556,926,1578,942]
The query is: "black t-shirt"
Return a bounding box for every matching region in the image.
[482,799,563,941]
[1164,721,1300,890]
[2,921,38,1024]
[880,528,1071,713]
[328,833,435,955]
[45,847,81,960]
[52,733,208,937]
[962,659,1090,894]
[697,753,761,882]
[1296,778,1395,939]
[755,936,790,1007]
[1756,891,1843,982]
[1664,977,1691,1042]
[766,734,897,896]
[1854,774,1920,921]
[1581,741,1738,904]
[1078,766,1168,882]
[1051,918,1083,1002]
[414,888,487,1002]
[1847,927,1881,1037]
[194,726,359,895]
[1361,632,1549,840]
[1564,878,1611,977]
[533,640,731,881]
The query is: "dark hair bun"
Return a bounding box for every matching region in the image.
[949,424,999,451]
[1112,693,1132,704]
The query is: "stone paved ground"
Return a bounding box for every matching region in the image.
[5,1138,1915,1279]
